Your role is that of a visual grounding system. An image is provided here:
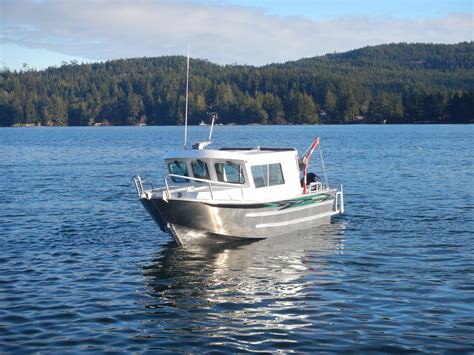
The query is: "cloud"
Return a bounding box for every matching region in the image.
[1,0,472,66]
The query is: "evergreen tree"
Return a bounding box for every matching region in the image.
[0,43,472,126]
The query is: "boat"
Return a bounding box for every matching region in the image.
[133,122,343,246]
[132,51,344,246]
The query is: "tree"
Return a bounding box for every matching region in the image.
[0,43,472,126]
[68,102,89,126]
[0,103,20,126]
[262,93,285,124]
[286,90,319,124]
[323,88,337,119]
[338,90,357,123]
[446,92,474,123]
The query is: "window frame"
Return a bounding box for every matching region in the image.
[191,160,210,180]
[251,163,285,188]
[214,161,246,184]
[168,160,189,183]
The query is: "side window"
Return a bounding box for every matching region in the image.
[168,161,189,183]
[251,163,285,188]
[215,161,245,184]
[251,165,266,188]
[269,163,285,185]
[191,160,210,180]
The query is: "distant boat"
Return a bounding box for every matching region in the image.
[199,121,207,126]
[138,123,147,126]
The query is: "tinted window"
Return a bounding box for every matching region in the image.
[215,161,245,184]
[168,161,189,183]
[191,160,210,180]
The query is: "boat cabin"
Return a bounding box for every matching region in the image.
[161,147,308,202]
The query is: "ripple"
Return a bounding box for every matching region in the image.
[1,126,473,352]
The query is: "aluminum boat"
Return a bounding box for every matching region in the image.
[133,52,343,246]
[133,131,343,246]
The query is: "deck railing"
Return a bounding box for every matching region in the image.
[133,175,145,197]
[135,174,343,212]
[163,174,245,202]
[334,185,344,214]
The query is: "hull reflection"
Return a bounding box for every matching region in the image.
[141,222,346,338]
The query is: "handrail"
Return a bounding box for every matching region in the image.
[334,185,344,214]
[163,173,245,201]
[133,175,144,197]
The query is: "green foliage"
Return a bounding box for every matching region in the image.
[0,43,473,126]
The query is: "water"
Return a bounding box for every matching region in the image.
[1,125,473,353]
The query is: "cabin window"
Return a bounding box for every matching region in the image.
[191,160,210,180]
[214,161,245,184]
[168,161,189,183]
[251,163,285,188]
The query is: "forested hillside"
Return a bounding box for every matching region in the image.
[1,42,473,126]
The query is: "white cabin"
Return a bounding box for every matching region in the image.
[162,147,303,202]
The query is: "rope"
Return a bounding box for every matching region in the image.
[318,143,329,188]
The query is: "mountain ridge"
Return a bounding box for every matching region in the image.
[1,42,472,126]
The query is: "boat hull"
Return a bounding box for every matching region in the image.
[140,191,339,245]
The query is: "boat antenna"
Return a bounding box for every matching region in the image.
[184,44,190,149]
[207,110,217,142]
[192,107,217,149]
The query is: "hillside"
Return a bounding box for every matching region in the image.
[0,42,473,126]
[304,42,473,70]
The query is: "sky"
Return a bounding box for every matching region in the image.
[1,0,472,71]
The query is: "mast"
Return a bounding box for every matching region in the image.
[184,44,190,149]
[207,111,217,142]
[192,108,217,150]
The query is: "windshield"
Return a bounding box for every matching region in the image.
[168,161,189,183]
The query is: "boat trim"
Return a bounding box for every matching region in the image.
[220,147,296,152]
[246,199,333,217]
[255,210,337,229]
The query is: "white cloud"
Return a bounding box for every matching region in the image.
[1,0,472,67]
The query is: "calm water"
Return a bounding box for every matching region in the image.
[1,125,473,353]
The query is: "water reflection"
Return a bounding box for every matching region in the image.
[141,222,345,347]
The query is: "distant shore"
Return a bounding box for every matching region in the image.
[7,121,473,128]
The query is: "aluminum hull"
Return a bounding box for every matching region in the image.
[140,191,339,245]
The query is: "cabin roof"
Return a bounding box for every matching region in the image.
[163,147,298,162]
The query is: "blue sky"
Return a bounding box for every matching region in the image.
[218,0,472,19]
[1,0,472,71]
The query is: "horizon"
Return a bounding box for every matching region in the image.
[1,0,472,71]
[3,41,472,73]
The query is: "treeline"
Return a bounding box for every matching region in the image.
[0,42,473,127]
